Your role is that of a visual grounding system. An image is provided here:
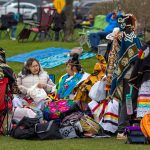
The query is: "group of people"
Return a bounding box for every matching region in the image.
[0,9,66,42]
[0,12,19,40]
[0,11,150,140]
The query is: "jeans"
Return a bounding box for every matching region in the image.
[89,31,110,48]
[11,25,17,38]
[55,31,60,41]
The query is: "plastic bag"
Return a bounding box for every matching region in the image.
[89,80,106,102]
[13,107,37,122]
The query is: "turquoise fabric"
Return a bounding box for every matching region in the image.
[7,48,96,68]
[56,72,83,99]
[110,32,142,95]
[39,52,95,68]
[6,47,70,63]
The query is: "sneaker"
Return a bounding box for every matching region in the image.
[116,133,127,140]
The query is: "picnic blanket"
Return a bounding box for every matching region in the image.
[7,47,96,68]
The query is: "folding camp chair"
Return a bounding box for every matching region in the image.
[0,15,10,39]
[0,78,10,135]
[78,15,108,48]
[18,7,56,42]
[49,74,55,83]
[17,28,31,42]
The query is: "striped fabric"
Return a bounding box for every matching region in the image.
[137,80,150,118]
[100,99,119,133]
[88,99,119,133]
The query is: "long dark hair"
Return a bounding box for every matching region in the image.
[66,53,82,72]
[21,58,40,75]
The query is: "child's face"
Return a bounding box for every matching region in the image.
[66,64,74,76]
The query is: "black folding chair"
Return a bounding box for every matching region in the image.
[0,15,10,39]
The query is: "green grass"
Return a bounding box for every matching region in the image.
[1,26,150,150]
[0,136,150,150]
[1,39,96,82]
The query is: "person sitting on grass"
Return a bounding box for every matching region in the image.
[13,58,55,109]
[73,54,107,110]
[55,53,89,100]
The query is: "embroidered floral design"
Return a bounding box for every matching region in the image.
[124,32,136,43]
[117,67,121,75]
[128,49,134,58]
[121,57,128,66]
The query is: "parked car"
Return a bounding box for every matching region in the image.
[0,2,38,20]
[78,0,111,18]
[0,0,8,6]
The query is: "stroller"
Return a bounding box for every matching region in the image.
[0,78,11,135]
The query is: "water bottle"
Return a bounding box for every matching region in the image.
[126,85,133,115]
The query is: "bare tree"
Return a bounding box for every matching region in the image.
[91,0,150,40]
[63,0,74,41]
[121,0,150,40]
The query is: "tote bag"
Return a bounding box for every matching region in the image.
[89,80,106,102]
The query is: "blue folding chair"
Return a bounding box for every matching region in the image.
[49,74,55,83]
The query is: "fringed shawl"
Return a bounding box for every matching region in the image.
[111,31,141,100]
[116,32,141,83]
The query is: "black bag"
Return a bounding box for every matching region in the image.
[125,126,149,144]
[0,15,10,29]
[35,120,62,140]
[18,28,31,41]
[11,117,39,139]
[7,13,18,26]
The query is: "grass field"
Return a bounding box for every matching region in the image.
[0,25,150,150]
[1,136,150,150]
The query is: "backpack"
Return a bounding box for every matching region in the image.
[0,15,10,28]
[125,126,149,144]
[7,13,19,26]
[35,120,62,140]
[11,117,39,139]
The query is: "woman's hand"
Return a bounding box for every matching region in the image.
[37,83,47,89]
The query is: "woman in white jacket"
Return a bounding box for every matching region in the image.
[13,58,55,108]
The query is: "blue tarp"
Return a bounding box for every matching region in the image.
[7,47,70,63]
[7,47,96,68]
